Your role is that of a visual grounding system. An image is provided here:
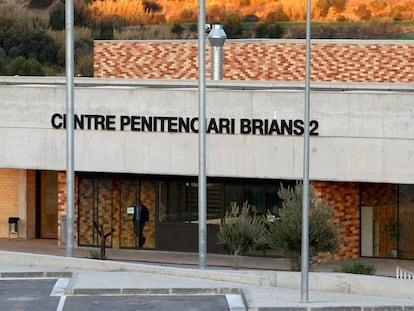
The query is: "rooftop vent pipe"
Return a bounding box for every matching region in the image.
[207,24,227,80]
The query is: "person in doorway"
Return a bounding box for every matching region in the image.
[133,200,149,247]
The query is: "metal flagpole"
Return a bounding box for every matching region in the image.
[65,0,75,257]
[197,0,207,269]
[301,0,312,303]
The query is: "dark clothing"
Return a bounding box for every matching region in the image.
[133,204,149,247]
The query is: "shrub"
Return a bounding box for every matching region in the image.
[75,54,93,77]
[206,5,227,23]
[390,5,410,21]
[0,2,49,32]
[267,183,340,271]
[96,14,128,39]
[88,0,147,25]
[223,12,242,38]
[255,22,284,38]
[143,0,163,14]
[189,23,197,32]
[239,0,250,7]
[49,2,65,31]
[369,0,387,13]
[242,14,259,22]
[0,29,58,64]
[89,249,107,260]
[217,202,269,269]
[330,0,346,14]
[179,9,196,23]
[27,0,54,9]
[354,4,372,21]
[5,56,44,76]
[315,0,330,18]
[266,5,289,22]
[336,15,348,22]
[171,23,184,34]
[333,261,376,275]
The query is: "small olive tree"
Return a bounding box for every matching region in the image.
[217,202,268,269]
[268,183,340,271]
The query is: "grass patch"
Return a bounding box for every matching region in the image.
[333,261,376,275]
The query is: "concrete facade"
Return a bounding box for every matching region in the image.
[0,76,413,259]
[1,39,414,260]
[1,80,413,184]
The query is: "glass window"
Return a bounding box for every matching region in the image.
[398,184,414,259]
[159,181,188,222]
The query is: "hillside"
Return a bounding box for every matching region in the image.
[91,0,414,23]
[1,0,413,77]
[12,0,414,24]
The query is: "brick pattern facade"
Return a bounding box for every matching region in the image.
[119,180,137,248]
[1,168,403,260]
[57,172,79,247]
[74,176,156,249]
[312,181,360,260]
[78,179,94,246]
[94,40,414,83]
[0,169,20,238]
[140,181,157,249]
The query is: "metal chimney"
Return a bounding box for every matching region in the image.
[207,24,227,80]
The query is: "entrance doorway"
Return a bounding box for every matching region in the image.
[36,171,58,239]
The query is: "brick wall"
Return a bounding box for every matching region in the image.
[0,169,20,238]
[140,181,156,249]
[26,170,36,239]
[312,181,360,260]
[57,172,79,247]
[94,40,414,83]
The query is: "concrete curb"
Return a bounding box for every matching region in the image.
[0,271,72,278]
[2,251,414,300]
[68,287,243,296]
[256,308,414,311]
[0,250,269,285]
[269,271,414,299]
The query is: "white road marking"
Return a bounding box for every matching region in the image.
[50,278,70,297]
[225,294,246,311]
[56,295,66,311]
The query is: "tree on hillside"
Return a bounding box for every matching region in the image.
[49,2,64,30]
[255,22,284,38]
[315,0,330,18]
[207,5,227,23]
[27,0,54,9]
[223,12,242,38]
[369,0,387,13]
[143,0,163,15]
[2,56,44,76]
[265,4,289,22]
[354,4,372,21]
[0,29,58,64]
[330,0,346,14]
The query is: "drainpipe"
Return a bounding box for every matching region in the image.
[207,24,227,80]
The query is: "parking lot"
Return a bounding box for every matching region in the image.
[0,278,232,311]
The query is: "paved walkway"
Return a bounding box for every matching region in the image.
[3,238,414,275]
[2,239,414,310]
